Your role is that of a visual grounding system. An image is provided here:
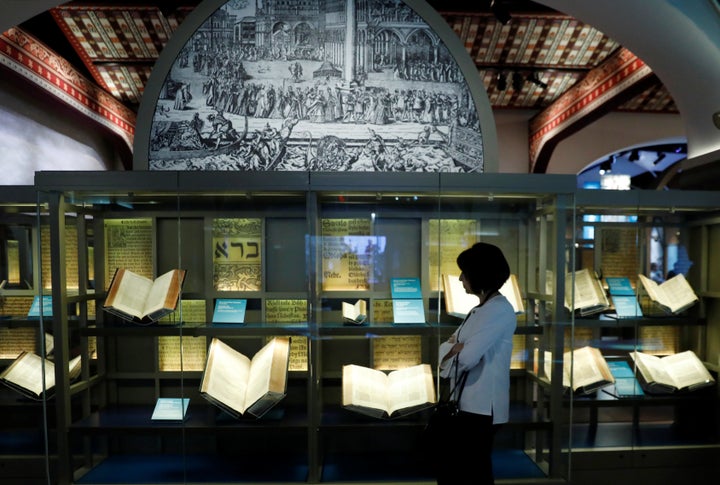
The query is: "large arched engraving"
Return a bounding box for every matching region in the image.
[135,0,497,172]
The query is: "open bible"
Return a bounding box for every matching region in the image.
[630,350,714,393]
[342,299,367,325]
[637,273,698,314]
[200,337,291,418]
[545,346,615,395]
[442,273,524,317]
[0,351,81,400]
[342,363,436,419]
[103,268,186,323]
[565,269,610,316]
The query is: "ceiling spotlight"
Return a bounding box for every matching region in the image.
[490,0,512,25]
[527,73,548,89]
[497,72,507,91]
[628,149,640,161]
[512,72,524,91]
[599,156,614,174]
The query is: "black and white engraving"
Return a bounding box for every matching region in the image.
[148,0,484,172]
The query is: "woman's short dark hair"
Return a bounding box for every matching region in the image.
[456,242,510,294]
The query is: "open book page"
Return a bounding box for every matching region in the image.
[386,363,435,416]
[342,300,367,324]
[342,364,391,415]
[657,274,698,313]
[105,269,154,320]
[630,351,674,388]
[68,355,82,381]
[200,338,252,414]
[142,269,183,317]
[659,350,714,389]
[633,350,714,389]
[442,274,479,317]
[244,337,290,413]
[638,273,697,313]
[564,346,614,391]
[44,333,54,356]
[500,274,524,314]
[566,269,609,314]
[637,274,661,301]
[0,351,55,397]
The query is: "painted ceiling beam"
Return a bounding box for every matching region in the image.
[0,27,136,151]
[529,47,655,173]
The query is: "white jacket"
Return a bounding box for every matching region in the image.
[439,294,517,424]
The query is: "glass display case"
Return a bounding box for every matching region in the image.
[0,186,52,484]
[29,171,577,484]
[558,189,720,484]
[19,171,720,484]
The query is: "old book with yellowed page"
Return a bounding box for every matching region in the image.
[630,349,714,394]
[545,346,614,395]
[637,273,698,315]
[443,273,524,317]
[200,337,290,418]
[342,299,367,325]
[342,363,436,419]
[564,269,610,316]
[0,351,81,400]
[103,268,186,323]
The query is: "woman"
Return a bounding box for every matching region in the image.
[437,242,517,485]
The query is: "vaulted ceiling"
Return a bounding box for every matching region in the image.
[6,0,695,186]
[18,0,676,115]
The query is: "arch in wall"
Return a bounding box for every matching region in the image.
[577,137,687,190]
[134,0,498,173]
[536,0,720,177]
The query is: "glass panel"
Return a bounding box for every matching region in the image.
[570,189,720,468]
[31,173,719,485]
[0,190,49,483]
[178,189,310,482]
[36,176,313,483]
[438,185,569,481]
[313,183,438,481]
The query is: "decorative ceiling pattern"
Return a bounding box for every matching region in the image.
[33,2,675,114]
[529,48,655,173]
[49,5,194,105]
[0,27,136,149]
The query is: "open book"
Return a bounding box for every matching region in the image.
[630,350,714,393]
[342,299,367,325]
[545,346,614,395]
[500,274,525,314]
[0,351,81,400]
[637,273,698,314]
[342,363,436,419]
[565,269,610,316]
[103,268,186,323]
[442,274,524,318]
[200,337,291,418]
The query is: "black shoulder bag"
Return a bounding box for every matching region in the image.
[423,357,469,443]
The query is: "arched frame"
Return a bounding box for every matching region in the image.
[134,0,498,172]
